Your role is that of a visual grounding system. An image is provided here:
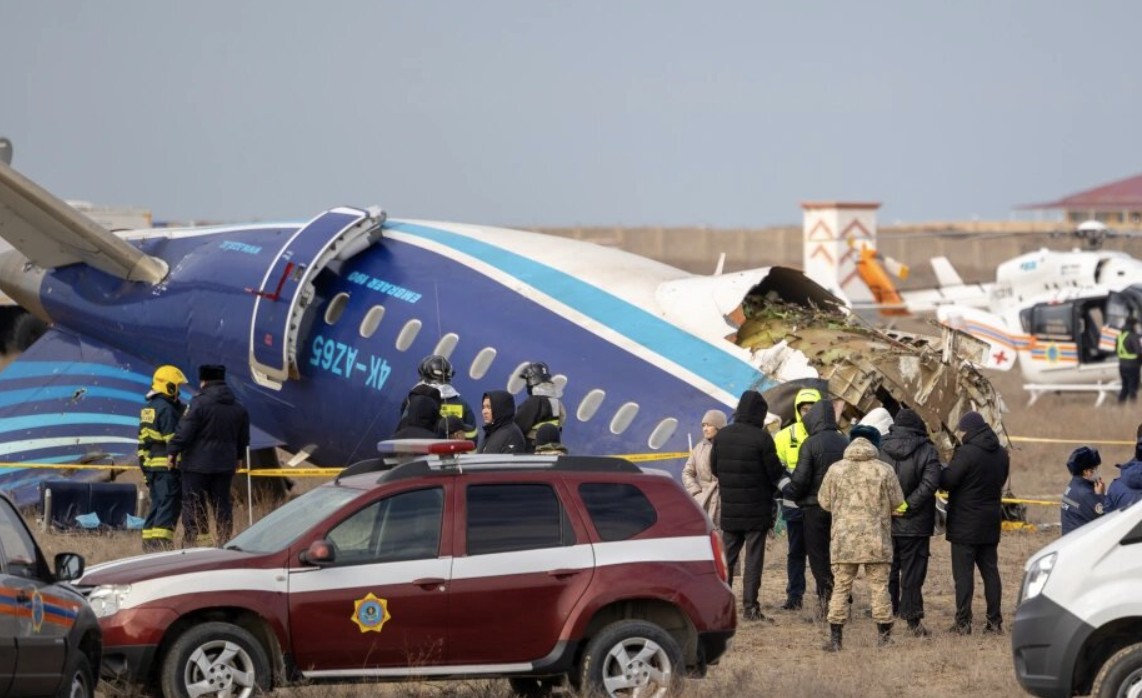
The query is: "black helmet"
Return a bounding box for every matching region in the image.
[519,361,553,388]
[418,354,454,383]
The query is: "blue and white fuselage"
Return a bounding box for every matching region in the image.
[0,199,836,503]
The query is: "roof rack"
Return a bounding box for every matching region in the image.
[335,451,642,485]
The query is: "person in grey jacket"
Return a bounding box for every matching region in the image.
[879,408,941,636]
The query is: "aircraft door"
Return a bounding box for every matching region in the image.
[249,206,385,389]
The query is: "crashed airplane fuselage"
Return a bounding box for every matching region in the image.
[0,158,1004,505]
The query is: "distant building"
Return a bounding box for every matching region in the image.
[1023,173,1142,227]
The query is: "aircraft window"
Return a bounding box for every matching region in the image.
[552,374,568,392]
[506,362,531,393]
[434,333,459,359]
[395,319,422,352]
[610,402,640,435]
[647,418,678,450]
[577,389,606,421]
[324,292,350,326]
[1030,304,1074,340]
[359,305,385,339]
[470,347,497,380]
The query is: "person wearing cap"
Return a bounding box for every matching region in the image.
[138,365,188,551]
[940,410,1009,635]
[168,364,250,547]
[683,409,727,529]
[817,424,905,651]
[534,423,568,455]
[1106,432,1142,513]
[709,390,788,622]
[880,408,941,637]
[773,387,821,611]
[1060,446,1106,535]
[784,399,849,619]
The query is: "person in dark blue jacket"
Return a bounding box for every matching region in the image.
[1107,437,1142,512]
[168,365,250,547]
[1060,446,1106,535]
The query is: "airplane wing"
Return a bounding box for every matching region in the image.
[0,161,167,283]
[0,327,280,507]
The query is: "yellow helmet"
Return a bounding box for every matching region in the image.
[152,365,187,397]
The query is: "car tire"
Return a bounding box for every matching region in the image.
[56,651,95,698]
[1093,642,1142,698]
[160,621,271,698]
[508,676,561,697]
[578,620,683,698]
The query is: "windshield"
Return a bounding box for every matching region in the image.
[226,485,362,553]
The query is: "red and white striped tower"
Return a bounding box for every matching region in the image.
[801,201,881,305]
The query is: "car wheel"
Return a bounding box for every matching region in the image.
[1093,642,1142,698]
[508,676,560,697]
[56,652,94,698]
[160,621,271,698]
[579,620,683,698]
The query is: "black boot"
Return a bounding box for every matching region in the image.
[780,596,802,611]
[907,618,930,637]
[877,622,894,647]
[822,623,843,651]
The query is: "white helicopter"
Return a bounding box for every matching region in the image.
[862,220,1142,403]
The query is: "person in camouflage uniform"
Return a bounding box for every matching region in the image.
[818,425,905,651]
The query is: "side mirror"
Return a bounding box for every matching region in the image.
[299,539,335,566]
[55,552,85,582]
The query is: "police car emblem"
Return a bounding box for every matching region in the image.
[351,592,390,633]
[30,589,44,632]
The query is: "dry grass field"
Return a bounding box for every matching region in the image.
[28,366,1139,698]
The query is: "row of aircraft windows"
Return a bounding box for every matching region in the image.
[322,292,680,449]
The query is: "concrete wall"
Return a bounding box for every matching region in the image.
[537,221,1142,290]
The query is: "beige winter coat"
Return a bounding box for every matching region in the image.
[682,439,720,527]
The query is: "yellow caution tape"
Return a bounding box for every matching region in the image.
[1009,436,1134,446]
[0,462,133,471]
[612,452,689,462]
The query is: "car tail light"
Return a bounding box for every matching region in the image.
[710,531,728,583]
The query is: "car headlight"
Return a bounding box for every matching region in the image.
[88,584,132,618]
[1021,552,1057,602]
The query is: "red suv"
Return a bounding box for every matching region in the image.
[80,442,735,697]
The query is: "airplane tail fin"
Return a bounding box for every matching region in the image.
[931,256,965,287]
[851,243,909,316]
[0,161,167,283]
[936,305,1023,371]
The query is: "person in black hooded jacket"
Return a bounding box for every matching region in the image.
[392,394,444,439]
[710,390,788,621]
[784,399,848,615]
[880,408,941,636]
[478,390,526,454]
[940,411,1009,635]
[168,365,250,547]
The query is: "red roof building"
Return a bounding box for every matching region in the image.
[1023,173,1142,226]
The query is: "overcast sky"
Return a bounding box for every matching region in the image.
[3,2,1140,228]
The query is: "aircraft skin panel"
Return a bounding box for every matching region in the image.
[0,329,160,506]
[388,222,767,400]
[22,219,754,470]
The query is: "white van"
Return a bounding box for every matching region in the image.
[1012,500,1142,697]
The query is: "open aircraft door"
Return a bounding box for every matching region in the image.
[249,206,385,389]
